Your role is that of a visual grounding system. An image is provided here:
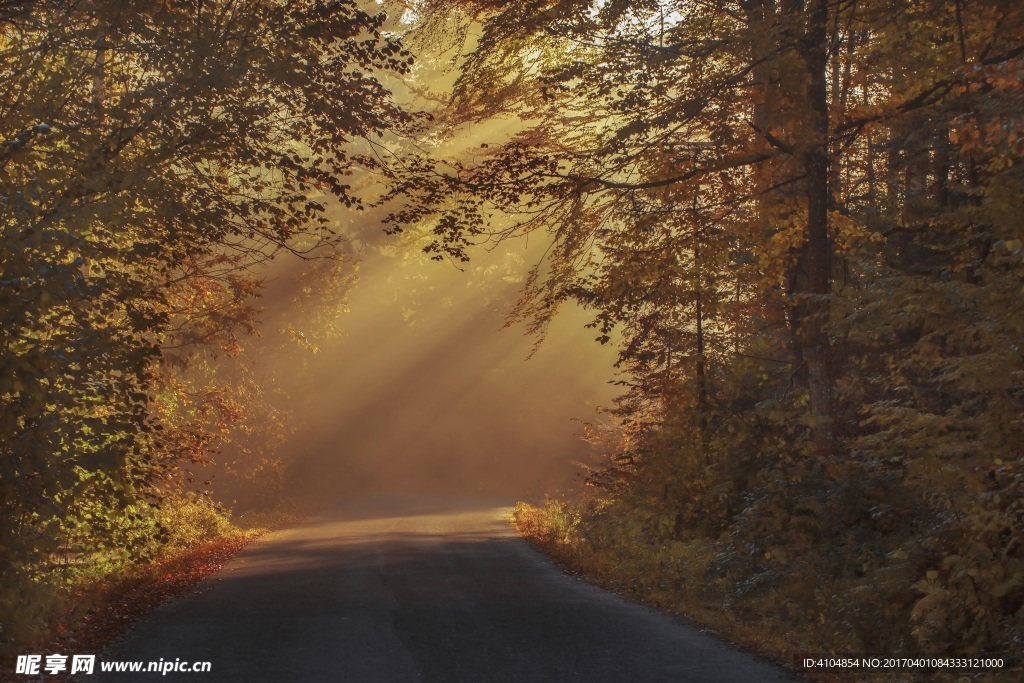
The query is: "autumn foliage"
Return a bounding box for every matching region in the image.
[1,0,411,652]
[383,0,1024,672]
[3,0,1023,673]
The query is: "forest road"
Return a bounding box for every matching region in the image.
[93,495,798,682]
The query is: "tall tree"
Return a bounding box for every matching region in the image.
[381,0,844,450]
[383,0,1024,657]
[1,0,413,621]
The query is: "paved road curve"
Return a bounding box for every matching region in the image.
[94,496,797,682]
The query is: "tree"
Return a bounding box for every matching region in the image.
[1,0,413,633]
[380,0,840,450]
[380,0,1024,656]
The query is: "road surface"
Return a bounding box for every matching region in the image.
[93,496,796,682]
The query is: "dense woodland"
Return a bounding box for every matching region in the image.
[387,0,1024,670]
[0,0,414,649]
[3,0,1023,674]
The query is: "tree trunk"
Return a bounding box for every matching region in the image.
[793,0,835,456]
[695,240,708,462]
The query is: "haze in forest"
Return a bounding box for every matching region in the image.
[206,39,623,506]
[207,193,619,508]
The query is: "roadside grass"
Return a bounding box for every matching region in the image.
[510,499,737,650]
[511,499,1013,683]
[1,499,303,683]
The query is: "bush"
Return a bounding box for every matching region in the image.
[159,496,238,550]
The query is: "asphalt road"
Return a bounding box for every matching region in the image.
[93,496,796,682]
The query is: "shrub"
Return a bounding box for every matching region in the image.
[159,496,237,551]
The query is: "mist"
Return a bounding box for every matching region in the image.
[212,222,619,508]
[192,27,626,509]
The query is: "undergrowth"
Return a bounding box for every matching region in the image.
[0,496,299,671]
[513,492,1022,683]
